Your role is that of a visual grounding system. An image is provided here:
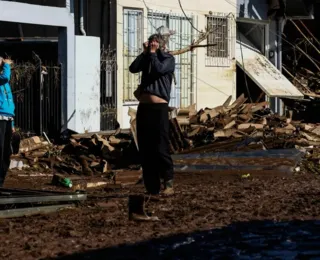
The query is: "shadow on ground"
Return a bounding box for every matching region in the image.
[51,220,320,259]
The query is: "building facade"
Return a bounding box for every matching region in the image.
[0,0,316,133]
[236,0,315,114]
[116,0,237,128]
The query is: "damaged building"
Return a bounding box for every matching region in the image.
[236,0,315,116]
[0,0,318,136]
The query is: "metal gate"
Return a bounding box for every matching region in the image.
[100,47,118,130]
[147,11,196,108]
[11,54,61,137]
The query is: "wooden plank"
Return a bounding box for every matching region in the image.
[19,142,49,153]
[238,123,264,130]
[128,107,139,151]
[72,129,130,140]
[208,109,219,119]
[240,103,254,114]
[187,127,205,137]
[301,131,320,141]
[284,124,296,131]
[177,117,190,125]
[224,120,236,129]
[251,102,269,113]
[238,114,251,122]
[214,129,236,138]
[230,94,247,109]
[222,95,232,107]
[199,112,209,123]
[274,128,294,135]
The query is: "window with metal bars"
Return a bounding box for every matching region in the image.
[206,14,232,67]
[207,16,228,57]
[147,11,195,108]
[123,8,143,102]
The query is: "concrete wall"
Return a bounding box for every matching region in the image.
[74,36,101,133]
[117,0,237,128]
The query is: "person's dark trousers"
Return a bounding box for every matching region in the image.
[136,103,174,195]
[0,120,12,187]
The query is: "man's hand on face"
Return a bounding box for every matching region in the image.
[150,40,159,53]
[143,42,149,53]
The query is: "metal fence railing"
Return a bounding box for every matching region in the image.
[10,55,61,137]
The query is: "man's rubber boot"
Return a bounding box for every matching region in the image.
[128,195,159,222]
[163,180,174,196]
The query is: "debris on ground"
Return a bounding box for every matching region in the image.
[9,93,320,179]
[294,68,320,96]
[0,187,86,219]
[51,174,73,188]
[167,94,320,154]
[10,129,138,177]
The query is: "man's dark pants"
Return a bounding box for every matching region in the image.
[136,103,174,195]
[0,120,12,187]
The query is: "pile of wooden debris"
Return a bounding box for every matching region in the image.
[10,130,137,175]
[11,94,320,175]
[168,94,320,154]
[292,68,320,96]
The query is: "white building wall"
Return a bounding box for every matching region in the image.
[75,36,101,132]
[116,0,237,128]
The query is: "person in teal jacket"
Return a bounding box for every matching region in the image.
[0,57,15,187]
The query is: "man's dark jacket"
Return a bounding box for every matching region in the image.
[129,50,175,102]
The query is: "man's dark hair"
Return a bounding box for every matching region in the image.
[148,34,159,42]
[148,33,168,50]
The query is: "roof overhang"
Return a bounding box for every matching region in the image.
[236,32,304,100]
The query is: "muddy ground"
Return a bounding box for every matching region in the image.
[0,170,320,259]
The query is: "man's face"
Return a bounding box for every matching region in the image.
[149,36,159,46]
[148,34,168,51]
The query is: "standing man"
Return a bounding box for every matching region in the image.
[129,32,175,196]
[0,57,15,187]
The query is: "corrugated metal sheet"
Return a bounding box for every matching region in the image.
[236,32,304,99]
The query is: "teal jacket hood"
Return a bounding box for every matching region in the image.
[0,63,15,120]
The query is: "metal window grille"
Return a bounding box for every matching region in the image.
[147,11,197,108]
[123,9,143,102]
[206,13,234,67]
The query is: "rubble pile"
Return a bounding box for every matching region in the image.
[11,93,320,176]
[301,146,320,174]
[11,130,137,175]
[294,68,320,96]
[169,94,320,154]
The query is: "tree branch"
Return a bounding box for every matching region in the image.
[169,28,215,56]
